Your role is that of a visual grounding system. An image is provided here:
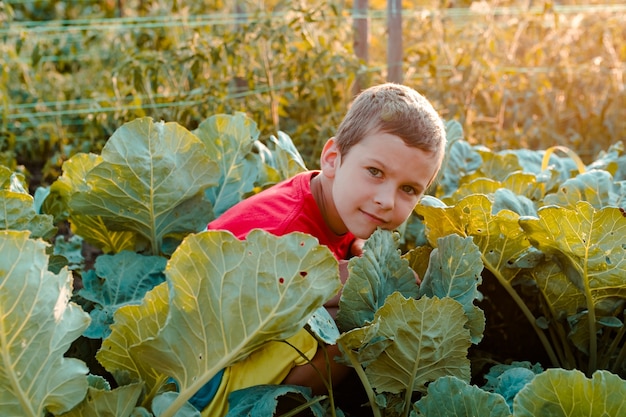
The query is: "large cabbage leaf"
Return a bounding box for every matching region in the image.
[543,169,620,209]
[417,194,537,286]
[339,293,471,397]
[0,166,55,238]
[416,195,559,366]
[419,234,485,343]
[69,118,219,255]
[104,229,340,415]
[44,153,136,254]
[519,202,626,370]
[514,369,626,417]
[336,229,419,332]
[193,112,261,217]
[0,231,90,416]
[97,281,170,409]
[412,376,511,417]
[58,381,145,417]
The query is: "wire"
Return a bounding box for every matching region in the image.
[2,5,625,130]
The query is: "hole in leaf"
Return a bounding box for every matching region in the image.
[279,277,285,284]
[300,271,308,278]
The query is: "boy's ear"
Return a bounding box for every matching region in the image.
[320,137,340,177]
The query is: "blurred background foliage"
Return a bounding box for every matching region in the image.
[1,0,624,189]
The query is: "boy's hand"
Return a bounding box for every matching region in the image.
[350,238,366,257]
[324,259,350,318]
[413,268,422,285]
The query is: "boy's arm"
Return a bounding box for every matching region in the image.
[282,343,351,395]
[323,260,349,318]
[325,238,365,317]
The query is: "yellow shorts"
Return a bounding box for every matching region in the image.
[201,328,318,417]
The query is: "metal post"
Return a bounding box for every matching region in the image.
[352,0,369,95]
[387,0,402,83]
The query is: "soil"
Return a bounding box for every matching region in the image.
[469,269,552,385]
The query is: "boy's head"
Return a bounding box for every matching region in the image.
[334,83,446,161]
[315,83,447,239]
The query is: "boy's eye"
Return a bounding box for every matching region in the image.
[402,185,417,195]
[367,167,382,177]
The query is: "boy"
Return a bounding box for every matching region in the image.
[201,82,447,416]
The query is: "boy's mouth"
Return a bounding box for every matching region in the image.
[360,209,386,225]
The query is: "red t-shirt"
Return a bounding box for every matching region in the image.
[207,171,355,260]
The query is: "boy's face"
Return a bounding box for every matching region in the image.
[320,132,441,239]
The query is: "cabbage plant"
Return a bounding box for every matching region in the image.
[1,115,626,417]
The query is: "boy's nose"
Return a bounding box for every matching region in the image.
[373,185,395,209]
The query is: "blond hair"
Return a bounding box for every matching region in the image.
[335,83,446,158]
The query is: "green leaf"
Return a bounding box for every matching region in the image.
[79,251,167,339]
[0,231,90,416]
[436,139,482,198]
[543,169,618,209]
[514,369,626,417]
[340,293,471,395]
[417,195,535,286]
[226,385,325,417]
[72,214,137,254]
[412,376,511,417]
[53,234,85,271]
[45,153,137,253]
[193,112,261,217]
[152,392,201,417]
[443,174,540,215]
[130,229,341,413]
[520,202,626,296]
[336,229,419,332]
[57,382,144,417]
[403,245,433,284]
[481,361,543,411]
[492,188,537,217]
[307,306,340,344]
[97,282,170,408]
[70,118,219,255]
[0,189,56,238]
[419,234,485,343]
[520,202,626,361]
[469,150,523,183]
[263,131,308,179]
[0,166,28,192]
[43,152,101,223]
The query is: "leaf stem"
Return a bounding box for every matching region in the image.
[485,261,561,368]
[541,145,586,174]
[283,338,337,417]
[602,325,626,370]
[337,338,382,417]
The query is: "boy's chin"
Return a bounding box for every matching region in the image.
[351,227,379,240]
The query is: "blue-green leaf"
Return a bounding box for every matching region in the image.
[336,229,419,332]
[70,118,218,255]
[193,112,261,217]
[79,251,167,339]
[412,376,511,417]
[339,293,471,395]
[226,385,325,417]
[419,234,485,343]
[0,231,90,416]
[129,230,340,414]
[514,369,626,417]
